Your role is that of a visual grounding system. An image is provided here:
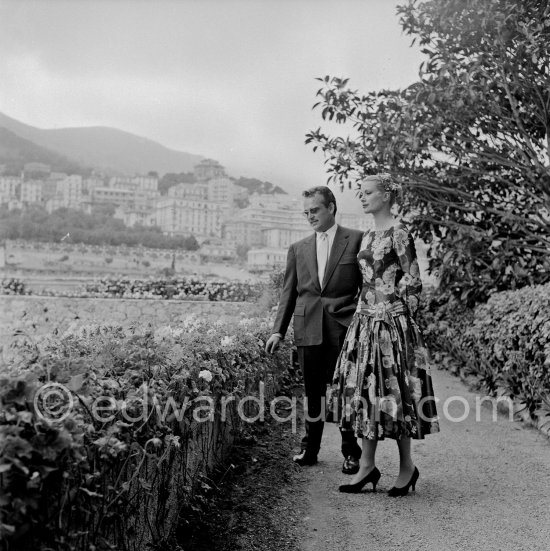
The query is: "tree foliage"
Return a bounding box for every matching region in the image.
[0,205,199,250]
[306,0,550,305]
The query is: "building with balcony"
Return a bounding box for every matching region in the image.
[155,197,230,239]
[20,181,43,204]
[114,204,156,227]
[110,175,158,196]
[0,177,21,200]
[223,218,264,247]
[168,182,208,201]
[262,226,311,250]
[207,177,236,203]
[92,187,134,206]
[58,175,83,208]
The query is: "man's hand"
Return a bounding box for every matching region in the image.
[265,333,282,354]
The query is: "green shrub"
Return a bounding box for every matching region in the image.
[422,283,550,434]
[0,317,292,549]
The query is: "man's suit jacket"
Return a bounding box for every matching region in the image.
[272,225,363,347]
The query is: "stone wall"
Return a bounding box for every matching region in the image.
[1,295,258,338]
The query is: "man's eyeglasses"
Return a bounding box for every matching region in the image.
[303,207,321,218]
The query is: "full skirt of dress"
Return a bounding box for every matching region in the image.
[329,307,440,440]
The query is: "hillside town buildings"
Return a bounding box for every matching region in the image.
[0,159,372,270]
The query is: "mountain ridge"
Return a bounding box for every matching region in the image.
[0,111,203,176]
[0,127,91,176]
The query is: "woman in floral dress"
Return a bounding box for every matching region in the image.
[331,173,439,496]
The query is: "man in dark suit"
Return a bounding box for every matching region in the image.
[265,186,363,472]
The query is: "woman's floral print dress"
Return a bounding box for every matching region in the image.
[330,223,440,440]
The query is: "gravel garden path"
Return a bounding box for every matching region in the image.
[297,367,550,551]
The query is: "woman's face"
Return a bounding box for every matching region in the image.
[358,178,390,214]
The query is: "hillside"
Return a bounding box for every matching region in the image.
[0,112,203,175]
[0,127,90,176]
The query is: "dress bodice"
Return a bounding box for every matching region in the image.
[357,224,422,316]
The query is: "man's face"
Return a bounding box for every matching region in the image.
[303,193,335,232]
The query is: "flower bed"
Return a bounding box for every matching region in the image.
[26,277,263,302]
[421,283,550,435]
[1,278,29,295]
[0,317,293,550]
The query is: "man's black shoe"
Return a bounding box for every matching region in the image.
[292,451,318,466]
[342,456,360,475]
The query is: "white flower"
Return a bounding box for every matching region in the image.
[364,291,376,306]
[238,317,255,326]
[372,237,392,261]
[366,373,377,402]
[408,375,422,401]
[220,335,236,347]
[198,369,213,382]
[360,260,374,281]
[376,278,394,295]
[393,228,409,256]
[379,396,398,419]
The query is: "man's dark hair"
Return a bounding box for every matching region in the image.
[302,186,337,214]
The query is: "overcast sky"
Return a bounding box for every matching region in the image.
[0,0,423,209]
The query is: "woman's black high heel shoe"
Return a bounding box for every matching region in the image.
[339,467,381,493]
[388,466,419,497]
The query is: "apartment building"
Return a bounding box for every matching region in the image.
[168,182,208,200]
[207,177,236,203]
[114,204,156,227]
[223,218,264,247]
[45,195,66,214]
[155,197,230,239]
[262,226,311,249]
[58,175,83,208]
[0,177,21,203]
[93,187,134,206]
[110,175,158,197]
[20,181,43,204]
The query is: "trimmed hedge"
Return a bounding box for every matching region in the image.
[421,283,550,435]
[0,317,292,550]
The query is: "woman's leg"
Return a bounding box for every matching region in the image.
[394,437,415,487]
[348,437,378,484]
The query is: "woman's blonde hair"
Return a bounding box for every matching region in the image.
[363,173,403,206]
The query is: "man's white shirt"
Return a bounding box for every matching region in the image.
[316,223,338,286]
